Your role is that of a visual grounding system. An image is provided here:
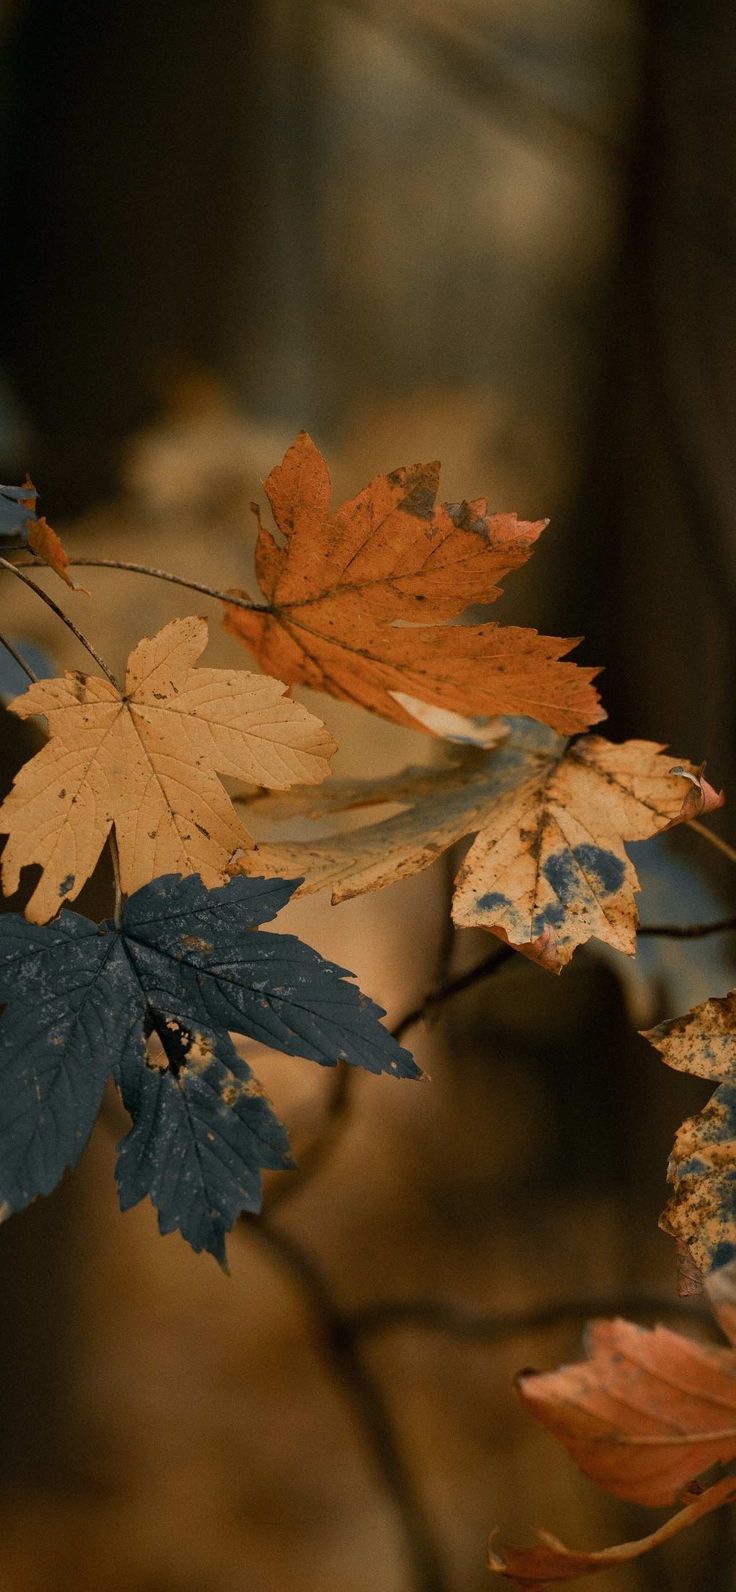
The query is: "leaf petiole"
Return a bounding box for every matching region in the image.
[16,555,267,614]
[109,831,123,928]
[0,556,118,685]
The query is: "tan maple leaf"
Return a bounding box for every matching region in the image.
[644,991,736,1291]
[223,432,603,736]
[0,615,336,923]
[490,1313,736,1588]
[233,719,721,971]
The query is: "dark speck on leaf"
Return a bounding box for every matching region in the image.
[393,463,438,521]
[446,501,489,538]
[399,481,435,521]
[58,873,75,896]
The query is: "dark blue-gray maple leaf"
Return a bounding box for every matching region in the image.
[0,872,419,1262]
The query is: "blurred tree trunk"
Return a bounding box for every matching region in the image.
[577,0,736,836]
[0,0,257,509]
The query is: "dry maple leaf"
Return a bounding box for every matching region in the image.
[27,514,78,588]
[0,615,336,924]
[644,991,736,1290]
[490,1313,736,1588]
[223,431,603,735]
[233,719,721,971]
[516,1317,736,1504]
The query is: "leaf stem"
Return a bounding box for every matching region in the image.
[109,831,123,928]
[690,817,736,867]
[0,633,37,683]
[0,556,118,684]
[17,555,266,614]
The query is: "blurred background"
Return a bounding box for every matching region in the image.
[1,2,736,1588]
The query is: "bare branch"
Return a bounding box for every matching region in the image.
[638,916,736,938]
[348,1293,715,1343]
[392,946,516,1042]
[244,1215,450,1592]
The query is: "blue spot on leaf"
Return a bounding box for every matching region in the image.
[477,892,511,914]
[532,902,566,936]
[712,1240,736,1271]
[572,845,625,895]
[543,845,625,904]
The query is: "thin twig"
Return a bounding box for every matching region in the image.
[347,1292,714,1342]
[16,556,266,614]
[690,818,736,868]
[271,949,518,1214]
[0,556,118,684]
[269,913,736,1215]
[392,946,516,1042]
[638,916,736,938]
[245,1215,450,1592]
[0,633,37,683]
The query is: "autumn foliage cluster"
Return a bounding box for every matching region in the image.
[1,435,735,1586]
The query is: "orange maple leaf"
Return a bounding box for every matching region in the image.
[27,514,77,588]
[490,1309,736,1588]
[223,432,603,736]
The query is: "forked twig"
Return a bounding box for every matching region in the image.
[0,556,117,684]
[245,1215,449,1592]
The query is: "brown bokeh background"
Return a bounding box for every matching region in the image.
[1,3,736,1589]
